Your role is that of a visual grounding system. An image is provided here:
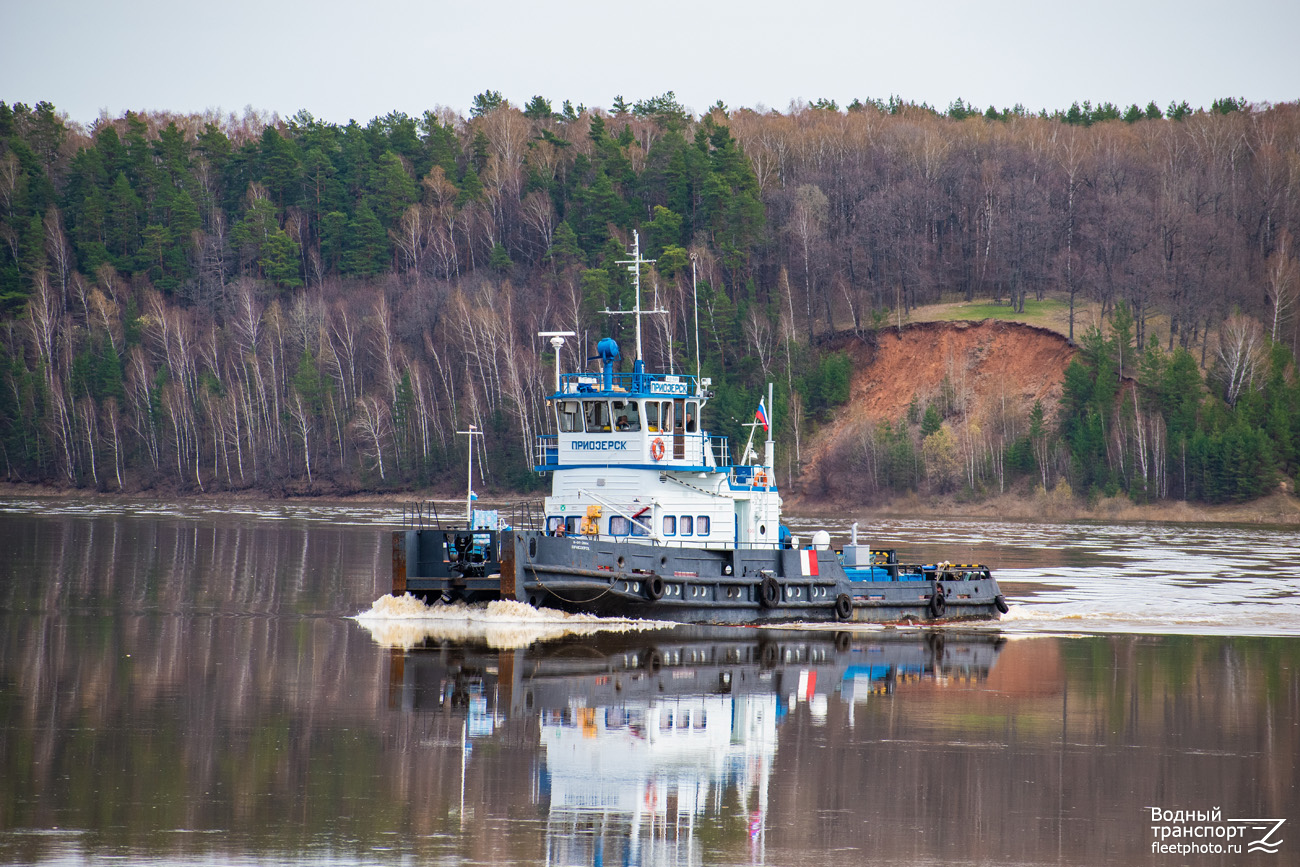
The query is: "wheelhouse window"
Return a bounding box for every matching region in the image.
[680,515,694,536]
[685,401,698,432]
[647,400,674,432]
[697,516,710,536]
[662,515,676,536]
[558,401,583,433]
[584,400,612,432]
[612,400,641,431]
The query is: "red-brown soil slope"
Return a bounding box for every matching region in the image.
[801,320,1075,489]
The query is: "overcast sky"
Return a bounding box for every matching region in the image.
[4,0,1298,126]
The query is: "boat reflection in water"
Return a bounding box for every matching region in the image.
[384,627,1003,865]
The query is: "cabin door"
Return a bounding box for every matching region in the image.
[673,398,685,459]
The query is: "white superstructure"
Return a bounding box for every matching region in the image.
[535,233,783,552]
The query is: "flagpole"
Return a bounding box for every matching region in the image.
[457,425,483,527]
[743,397,769,467]
[765,382,774,473]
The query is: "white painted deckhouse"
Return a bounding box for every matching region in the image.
[533,231,783,552]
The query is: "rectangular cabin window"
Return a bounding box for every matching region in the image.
[609,516,631,536]
[662,515,676,536]
[584,400,612,432]
[645,401,660,432]
[558,401,583,433]
[612,399,640,431]
[631,516,650,536]
[661,401,674,432]
[680,515,694,536]
[565,516,582,535]
[685,401,698,432]
[697,516,710,536]
[547,516,565,535]
[673,399,685,432]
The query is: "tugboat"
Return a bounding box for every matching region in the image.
[392,233,1007,624]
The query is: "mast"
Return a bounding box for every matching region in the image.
[609,230,667,370]
[692,253,700,382]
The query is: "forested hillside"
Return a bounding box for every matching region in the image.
[0,94,1297,502]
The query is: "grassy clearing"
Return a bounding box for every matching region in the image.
[902,294,1099,336]
[926,297,1067,321]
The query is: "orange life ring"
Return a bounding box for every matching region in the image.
[650,437,665,461]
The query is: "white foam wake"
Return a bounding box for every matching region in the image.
[353,593,673,649]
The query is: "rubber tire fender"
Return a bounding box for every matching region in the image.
[928,587,947,620]
[645,574,666,601]
[995,594,1010,614]
[834,592,853,621]
[759,575,781,608]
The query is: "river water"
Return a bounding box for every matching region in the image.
[1,499,1297,866]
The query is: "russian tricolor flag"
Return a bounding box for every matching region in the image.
[755,400,769,432]
[800,549,819,576]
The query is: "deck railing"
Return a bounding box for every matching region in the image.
[556,371,699,396]
[707,435,731,467]
[400,500,544,531]
[534,434,558,468]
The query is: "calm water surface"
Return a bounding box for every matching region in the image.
[1,499,1298,866]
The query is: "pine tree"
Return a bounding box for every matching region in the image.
[343,201,388,276]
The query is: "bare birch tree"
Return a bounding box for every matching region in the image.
[1216,314,1266,407]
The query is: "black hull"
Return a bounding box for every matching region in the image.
[394,529,1006,625]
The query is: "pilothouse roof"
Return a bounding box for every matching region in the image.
[549,370,705,401]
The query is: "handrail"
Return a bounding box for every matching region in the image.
[400,500,543,532]
[575,488,660,541]
[554,370,699,396]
